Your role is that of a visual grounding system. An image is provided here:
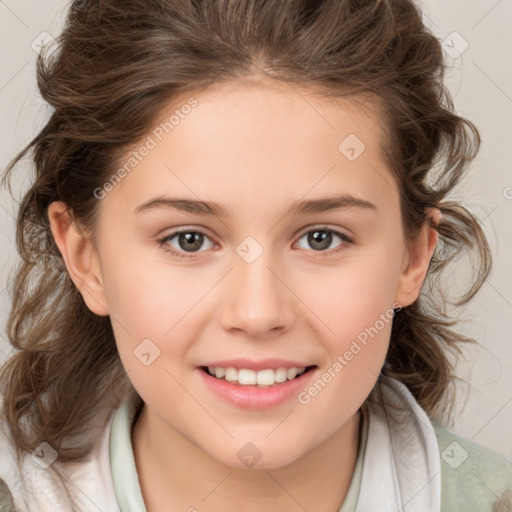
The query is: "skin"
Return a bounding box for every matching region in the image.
[48,79,439,511]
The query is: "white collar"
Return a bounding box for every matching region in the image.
[12,407,119,511]
[356,375,441,511]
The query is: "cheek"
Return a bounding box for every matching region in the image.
[100,247,218,397]
[298,283,395,422]
[100,236,210,336]
[297,241,401,405]
[304,242,402,342]
[319,289,393,404]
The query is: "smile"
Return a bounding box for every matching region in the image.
[202,366,315,387]
[197,364,318,409]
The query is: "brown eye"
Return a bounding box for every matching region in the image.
[157,229,215,258]
[175,232,205,252]
[295,227,353,255]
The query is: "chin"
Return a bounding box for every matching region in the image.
[208,440,307,471]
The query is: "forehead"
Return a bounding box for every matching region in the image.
[101,79,398,221]
[164,79,386,154]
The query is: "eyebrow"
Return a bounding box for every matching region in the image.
[134,194,377,217]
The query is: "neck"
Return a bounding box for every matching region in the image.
[132,406,362,512]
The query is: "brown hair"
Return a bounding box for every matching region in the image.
[0,0,491,506]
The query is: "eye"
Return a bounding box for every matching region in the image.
[157,226,353,260]
[295,227,353,256]
[157,229,215,259]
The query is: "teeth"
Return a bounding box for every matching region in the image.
[225,367,237,382]
[275,367,287,383]
[256,369,275,386]
[206,366,307,386]
[287,368,298,380]
[238,369,256,385]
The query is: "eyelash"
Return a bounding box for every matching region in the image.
[156,226,354,260]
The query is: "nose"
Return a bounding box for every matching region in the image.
[218,248,295,339]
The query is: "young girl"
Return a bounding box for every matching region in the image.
[0,0,510,511]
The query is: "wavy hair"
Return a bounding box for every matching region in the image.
[1,0,491,508]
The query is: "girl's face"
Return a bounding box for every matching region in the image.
[52,80,435,469]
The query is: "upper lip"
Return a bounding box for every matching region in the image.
[200,358,315,371]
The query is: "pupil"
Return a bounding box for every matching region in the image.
[309,230,331,251]
[179,232,203,251]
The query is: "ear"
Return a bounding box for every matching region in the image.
[394,207,441,308]
[47,201,109,316]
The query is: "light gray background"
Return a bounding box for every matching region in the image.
[1,0,511,457]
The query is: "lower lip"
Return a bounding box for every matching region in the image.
[197,367,318,409]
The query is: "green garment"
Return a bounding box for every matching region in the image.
[431,417,512,511]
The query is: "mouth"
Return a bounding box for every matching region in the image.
[199,365,317,388]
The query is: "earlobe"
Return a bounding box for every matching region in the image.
[394,209,440,308]
[47,201,109,316]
